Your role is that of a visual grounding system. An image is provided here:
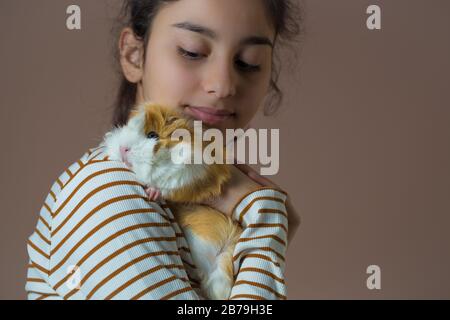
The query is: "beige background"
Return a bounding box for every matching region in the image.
[1,0,449,299]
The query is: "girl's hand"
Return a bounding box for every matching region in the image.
[235,164,301,247]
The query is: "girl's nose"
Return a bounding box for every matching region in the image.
[204,63,237,98]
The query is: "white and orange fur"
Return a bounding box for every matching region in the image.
[101,101,243,300]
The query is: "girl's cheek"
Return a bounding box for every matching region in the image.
[169,63,198,90]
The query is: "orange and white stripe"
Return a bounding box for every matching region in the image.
[25,145,288,300]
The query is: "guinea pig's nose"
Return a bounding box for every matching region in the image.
[120,146,130,156]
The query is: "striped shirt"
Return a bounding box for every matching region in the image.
[25,145,289,300]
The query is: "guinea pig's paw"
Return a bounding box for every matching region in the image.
[145,186,161,202]
[204,268,233,300]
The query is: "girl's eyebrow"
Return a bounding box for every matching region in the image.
[171,21,274,48]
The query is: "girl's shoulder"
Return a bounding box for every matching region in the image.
[54,143,138,198]
[48,145,110,196]
[82,144,111,163]
[39,143,163,234]
[43,144,135,213]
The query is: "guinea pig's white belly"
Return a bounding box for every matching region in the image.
[182,228,235,300]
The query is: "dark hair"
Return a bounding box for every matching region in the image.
[110,0,304,127]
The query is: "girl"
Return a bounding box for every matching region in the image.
[25,0,302,300]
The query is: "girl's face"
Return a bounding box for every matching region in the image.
[120,0,275,134]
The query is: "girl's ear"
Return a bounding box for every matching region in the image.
[119,27,145,83]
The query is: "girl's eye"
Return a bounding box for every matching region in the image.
[177,46,261,73]
[235,60,261,72]
[177,47,203,60]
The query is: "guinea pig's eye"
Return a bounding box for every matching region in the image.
[146,131,159,140]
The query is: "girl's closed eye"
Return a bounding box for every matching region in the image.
[176,46,261,72]
[177,46,205,59]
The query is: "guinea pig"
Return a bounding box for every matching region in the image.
[101,101,243,300]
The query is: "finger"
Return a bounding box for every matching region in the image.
[234,163,276,187]
[236,163,264,178]
[238,164,276,185]
[248,171,278,188]
[234,164,264,184]
[234,163,253,175]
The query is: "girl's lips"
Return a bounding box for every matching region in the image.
[185,106,235,125]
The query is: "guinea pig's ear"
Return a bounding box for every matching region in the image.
[127,108,145,130]
[166,116,179,125]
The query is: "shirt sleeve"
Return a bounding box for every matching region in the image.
[229,187,289,300]
[46,159,204,300]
